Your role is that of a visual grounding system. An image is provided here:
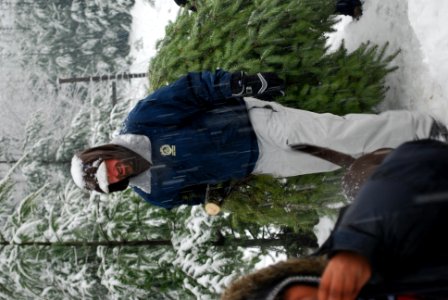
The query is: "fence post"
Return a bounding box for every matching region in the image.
[58,72,147,84]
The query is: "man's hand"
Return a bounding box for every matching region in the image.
[318,251,372,300]
[231,71,285,100]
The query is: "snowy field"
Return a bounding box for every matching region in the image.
[329,0,448,120]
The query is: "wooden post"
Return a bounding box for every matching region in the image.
[111,81,117,107]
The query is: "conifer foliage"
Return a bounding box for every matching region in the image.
[150,0,398,114]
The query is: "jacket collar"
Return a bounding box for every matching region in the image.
[110,134,152,193]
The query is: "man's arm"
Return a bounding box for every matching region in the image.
[125,69,284,126]
[123,70,234,128]
[152,69,284,107]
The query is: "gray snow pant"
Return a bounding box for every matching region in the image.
[244,97,438,177]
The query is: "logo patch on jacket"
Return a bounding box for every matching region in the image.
[160,144,176,156]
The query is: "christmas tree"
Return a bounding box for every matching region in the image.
[150,0,398,114]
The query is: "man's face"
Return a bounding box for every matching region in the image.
[105,159,134,184]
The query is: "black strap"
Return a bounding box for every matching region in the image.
[290,144,355,168]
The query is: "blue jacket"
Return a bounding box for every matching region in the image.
[121,70,259,209]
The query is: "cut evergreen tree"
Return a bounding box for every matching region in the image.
[150,0,398,114]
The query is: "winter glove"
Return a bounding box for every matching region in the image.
[231,71,285,101]
[336,0,363,18]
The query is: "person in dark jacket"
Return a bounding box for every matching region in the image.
[70,69,445,210]
[222,139,448,300]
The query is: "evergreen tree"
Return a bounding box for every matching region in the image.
[14,0,136,80]
[150,0,398,114]
[0,168,292,298]
[220,173,342,241]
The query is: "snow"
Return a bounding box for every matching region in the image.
[253,247,288,270]
[70,155,103,191]
[12,220,45,244]
[314,215,336,246]
[96,161,109,193]
[126,0,179,100]
[315,0,448,245]
[327,0,448,121]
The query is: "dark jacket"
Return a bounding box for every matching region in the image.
[121,70,259,209]
[318,139,448,297]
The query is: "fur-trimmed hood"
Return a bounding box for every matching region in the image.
[221,257,327,300]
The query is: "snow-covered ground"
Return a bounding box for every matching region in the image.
[329,0,448,120]
[126,0,179,101]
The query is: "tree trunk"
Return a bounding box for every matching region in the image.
[58,73,146,84]
[227,237,316,248]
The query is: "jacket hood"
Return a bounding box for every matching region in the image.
[110,134,152,194]
[221,257,327,300]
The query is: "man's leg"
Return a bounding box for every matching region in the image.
[244,97,441,177]
[278,106,437,157]
[245,97,341,177]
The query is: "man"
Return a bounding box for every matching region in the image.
[222,139,448,300]
[71,69,445,209]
